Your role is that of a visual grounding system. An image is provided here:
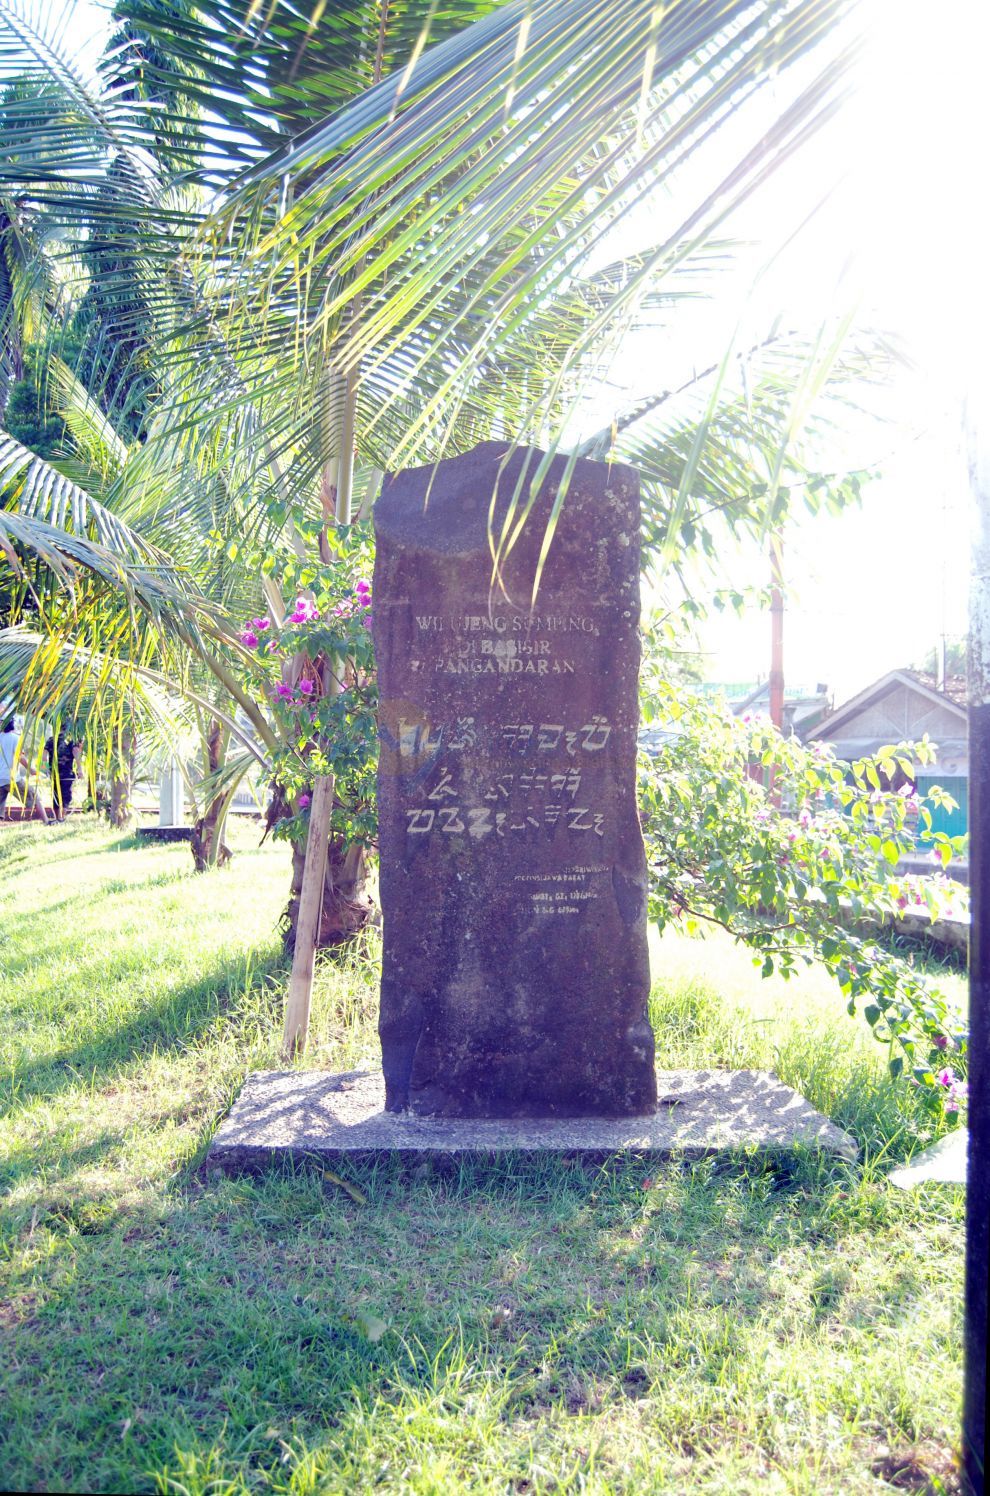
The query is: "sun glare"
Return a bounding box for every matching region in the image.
[841,0,986,373]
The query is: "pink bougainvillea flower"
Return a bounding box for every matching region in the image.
[275,682,293,700]
[298,678,314,696]
[240,629,259,648]
[252,617,270,630]
[298,793,311,809]
[356,577,371,593]
[934,1034,949,1050]
[289,595,320,625]
[897,895,908,910]
[937,1068,953,1087]
[949,1080,969,1106]
[820,847,831,861]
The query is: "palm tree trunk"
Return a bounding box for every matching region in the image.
[107,729,136,828]
[283,830,373,955]
[190,718,232,871]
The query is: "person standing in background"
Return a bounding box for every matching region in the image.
[44,731,77,822]
[1,720,52,823]
[0,718,21,817]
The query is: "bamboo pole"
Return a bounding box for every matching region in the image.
[281,772,336,1055]
[280,378,357,1059]
[280,9,382,1059]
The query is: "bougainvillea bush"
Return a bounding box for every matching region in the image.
[639,683,968,1119]
[237,529,379,856]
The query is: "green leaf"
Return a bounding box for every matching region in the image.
[353,1310,388,1344]
[322,1170,368,1205]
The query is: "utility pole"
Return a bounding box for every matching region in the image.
[964,400,988,1496]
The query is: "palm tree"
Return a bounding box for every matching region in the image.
[0,394,279,859]
[1,0,872,1030]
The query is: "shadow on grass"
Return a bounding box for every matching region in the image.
[0,1130,131,1228]
[1,869,201,933]
[0,946,289,1118]
[1,1138,959,1496]
[0,822,137,858]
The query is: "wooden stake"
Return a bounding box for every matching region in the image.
[282,772,335,1057]
[280,206,362,1060]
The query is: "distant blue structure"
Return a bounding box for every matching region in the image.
[806,669,969,845]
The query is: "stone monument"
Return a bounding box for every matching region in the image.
[373,441,657,1117]
[207,443,859,1170]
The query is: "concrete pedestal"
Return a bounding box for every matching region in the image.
[206,1066,858,1173]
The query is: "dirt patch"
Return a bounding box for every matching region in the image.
[870,1442,962,1493]
[0,1293,39,1330]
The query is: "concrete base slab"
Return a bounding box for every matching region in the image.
[888,1128,967,1188]
[207,1068,858,1173]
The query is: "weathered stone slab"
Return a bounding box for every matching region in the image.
[372,441,655,1118]
[888,1129,967,1188]
[206,1068,859,1171]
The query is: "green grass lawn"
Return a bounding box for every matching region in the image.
[0,820,968,1495]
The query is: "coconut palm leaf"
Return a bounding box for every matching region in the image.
[0,429,221,608]
[601,326,883,546]
[106,0,508,174]
[0,620,194,754]
[2,0,871,603]
[6,0,859,471]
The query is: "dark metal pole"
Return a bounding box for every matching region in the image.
[965,411,989,1495]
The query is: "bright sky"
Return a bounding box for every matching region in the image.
[595,0,985,705]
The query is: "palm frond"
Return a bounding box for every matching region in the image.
[0,620,192,753]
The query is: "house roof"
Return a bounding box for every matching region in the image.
[807,669,968,743]
[913,671,968,706]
